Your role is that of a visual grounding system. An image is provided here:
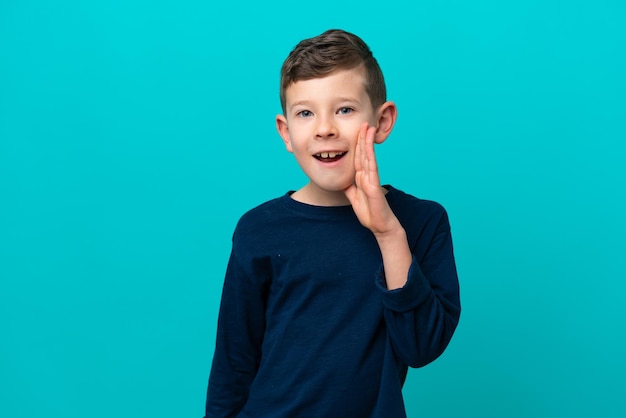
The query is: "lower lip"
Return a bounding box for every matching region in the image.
[315,155,347,167]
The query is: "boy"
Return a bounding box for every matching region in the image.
[204,29,461,417]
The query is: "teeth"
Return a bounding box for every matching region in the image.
[316,152,344,158]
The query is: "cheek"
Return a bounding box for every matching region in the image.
[290,140,307,154]
[290,143,312,163]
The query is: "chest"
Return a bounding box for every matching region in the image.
[256,219,383,320]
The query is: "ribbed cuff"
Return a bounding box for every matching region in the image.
[375,256,431,312]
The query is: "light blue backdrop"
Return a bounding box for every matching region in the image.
[1,1,625,417]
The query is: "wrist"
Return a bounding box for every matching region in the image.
[374,222,412,290]
[373,220,406,245]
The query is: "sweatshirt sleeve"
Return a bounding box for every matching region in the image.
[204,246,270,417]
[375,208,461,368]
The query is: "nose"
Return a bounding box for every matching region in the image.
[315,114,337,139]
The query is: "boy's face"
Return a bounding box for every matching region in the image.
[276,67,393,205]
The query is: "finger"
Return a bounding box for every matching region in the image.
[360,123,369,170]
[354,123,368,173]
[362,123,373,177]
[365,126,380,185]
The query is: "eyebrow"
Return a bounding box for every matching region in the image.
[289,97,361,110]
[289,101,312,109]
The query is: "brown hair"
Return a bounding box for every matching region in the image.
[279,29,386,113]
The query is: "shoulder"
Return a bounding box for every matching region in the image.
[233,195,287,238]
[386,185,449,226]
[386,186,454,256]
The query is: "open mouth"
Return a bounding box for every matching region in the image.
[313,151,347,163]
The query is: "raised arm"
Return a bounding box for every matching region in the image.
[343,123,412,290]
[377,210,461,367]
[344,123,461,367]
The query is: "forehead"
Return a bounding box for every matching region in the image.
[285,68,368,106]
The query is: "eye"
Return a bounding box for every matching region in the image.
[296,110,313,118]
[337,107,354,115]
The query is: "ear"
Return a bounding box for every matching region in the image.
[373,101,398,144]
[276,114,293,152]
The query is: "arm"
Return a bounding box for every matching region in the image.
[376,211,460,368]
[344,123,461,367]
[344,123,412,290]
[205,248,269,417]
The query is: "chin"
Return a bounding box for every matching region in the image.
[321,181,353,193]
[309,174,356,194]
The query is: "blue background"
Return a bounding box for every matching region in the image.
[1,1,625,417]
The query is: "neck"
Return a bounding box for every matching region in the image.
[290,184,351,206]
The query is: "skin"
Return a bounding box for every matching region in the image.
[276,67,412,290]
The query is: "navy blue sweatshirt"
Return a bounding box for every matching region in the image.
[205,186,461,417]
